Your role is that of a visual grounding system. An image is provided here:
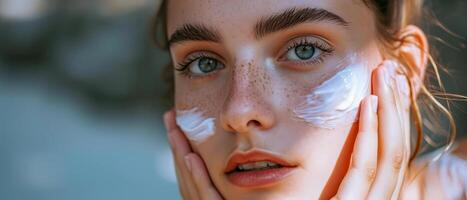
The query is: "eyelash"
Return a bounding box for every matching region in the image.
[175,37,335,78]
[175,52,217,78]
[280,37,335,66]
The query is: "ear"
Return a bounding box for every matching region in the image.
[396,25,429,95]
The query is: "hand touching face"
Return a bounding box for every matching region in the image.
[165,0,417,199]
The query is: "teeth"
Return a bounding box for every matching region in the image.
[237,161,281,171]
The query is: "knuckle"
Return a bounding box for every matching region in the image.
[392,151,404,170]
[350,158,377,183]
[366,167,377,182]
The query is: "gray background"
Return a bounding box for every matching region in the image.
[0,0,465,199]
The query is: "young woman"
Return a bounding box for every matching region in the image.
[156,0,466,199]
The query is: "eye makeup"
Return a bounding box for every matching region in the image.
[175,108,216,144]
[293,53,370,129]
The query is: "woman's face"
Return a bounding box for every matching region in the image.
[167,0,384,199]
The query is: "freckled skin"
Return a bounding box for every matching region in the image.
[168,0,384,199]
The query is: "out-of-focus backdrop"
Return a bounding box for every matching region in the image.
[0,0,465,199]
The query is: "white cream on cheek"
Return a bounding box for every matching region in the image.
[175,108,216,144]
[294,61,370,129]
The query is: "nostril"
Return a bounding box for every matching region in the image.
[247,120,261,128]
[221,105,275,133]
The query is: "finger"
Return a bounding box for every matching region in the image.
[169,129,202,200]
[165,109,192,160]
[368,60,410,200]
[333,95,379,200]
[166,110,201,199]
[389,74,412,199]
[165,110,188,198]
[186,153,223,200]
[173,162,190,199]
[393,74,411,148]
[164,109,177,131]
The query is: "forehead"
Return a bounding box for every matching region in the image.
[166,0,372,37]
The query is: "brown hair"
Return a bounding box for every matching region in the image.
[362,0,462,164]
[153,0,464,164]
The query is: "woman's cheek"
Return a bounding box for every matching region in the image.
[174,76,227,145]
[175,107,216,144]
[293,53,371,129]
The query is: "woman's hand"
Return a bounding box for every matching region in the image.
[332,60,412,200]
[164,110,223,200]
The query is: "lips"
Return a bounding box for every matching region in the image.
[224,149,298,188]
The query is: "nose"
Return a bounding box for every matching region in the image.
[220,60,275,134]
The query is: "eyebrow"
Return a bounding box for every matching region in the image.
[168,7,349,46]
[168,24,221,46]
[255,7,349,39]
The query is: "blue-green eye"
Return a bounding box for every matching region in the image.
[296,45,315,59]
[187,56,224,75]
[285,44,320,61]
[281,36,334,64]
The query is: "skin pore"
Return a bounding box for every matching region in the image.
[165,0,426,199]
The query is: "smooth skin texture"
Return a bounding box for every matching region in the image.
[163,0,430,199]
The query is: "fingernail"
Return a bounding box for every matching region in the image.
[370,95,378,113]
[184,155,192,172]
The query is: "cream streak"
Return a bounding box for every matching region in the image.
[293,61,370,129]
[175,108,216,144]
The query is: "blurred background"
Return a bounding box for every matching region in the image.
[0,0,465,199]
